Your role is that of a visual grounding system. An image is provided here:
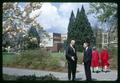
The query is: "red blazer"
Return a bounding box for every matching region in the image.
[91,50,99,67]
[100,49,109,67]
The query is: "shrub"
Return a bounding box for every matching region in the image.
[13,48,49,68]
[17,74,36,80]
[3,74,59,80]
[46,56,61,70]
[3,48,64,71]
[108,47,117,69]
[77,52,83,64]
[3,74,17,80]
[16,74,59,80]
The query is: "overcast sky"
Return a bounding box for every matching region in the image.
[19,2,99,34]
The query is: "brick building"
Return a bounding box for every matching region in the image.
[41,32,65,52]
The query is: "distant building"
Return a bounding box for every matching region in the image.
[108,25,117,48]
[61,33,67,43]
[41,32,65,52]
[102,25,117,48]
[93,28,103,49]
[40,32,53,47]
[102,32,109,48]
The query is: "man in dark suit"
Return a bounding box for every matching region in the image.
[83,42,92,81]
[65,40,77,81]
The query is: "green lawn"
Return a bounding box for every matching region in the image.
[3,52,18,66]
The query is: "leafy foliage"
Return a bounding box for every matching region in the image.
[16,74,59,80]
[3,74,59,80]
[2,2,48,51]
[88,3,117,29]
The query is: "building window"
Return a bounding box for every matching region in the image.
[104,39,107,43]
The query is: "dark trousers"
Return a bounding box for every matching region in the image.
[84,61,91,80]
[68,61,77,80]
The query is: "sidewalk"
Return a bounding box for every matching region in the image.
[3,64,118,81]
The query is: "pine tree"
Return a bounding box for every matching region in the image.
[67,5,95,52]
[81,6,95,46]
[67,10,75,44]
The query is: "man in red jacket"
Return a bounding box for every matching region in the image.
[100,46,109,72]
[91,47,99,73]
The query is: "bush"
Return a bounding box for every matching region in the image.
[16,74,58,80]
[11,48,49,68]
[3,74,17,80]
[3,48,64,71]
[77,52,83,64]
[17,75,36,80]
[46,56,61,70]
[3,74,59,80]
[108,47,117,69]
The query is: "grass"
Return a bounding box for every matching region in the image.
[3,52,17,66]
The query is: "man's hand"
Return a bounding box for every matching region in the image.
[71,56,75,61]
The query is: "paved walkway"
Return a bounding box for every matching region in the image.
[3,64,118,81]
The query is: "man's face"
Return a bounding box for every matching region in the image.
[83,43,87,48]
[71,40,75,45]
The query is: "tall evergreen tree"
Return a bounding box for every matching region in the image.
[67,10,75,44]
[78,5,95,51]
[67,6,95,52]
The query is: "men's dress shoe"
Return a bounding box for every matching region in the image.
[105,71,109,73]
[68,78,71,81]
[92,71,95,73]
[101,70,104,72]
[96,71,100,73]
[72,79,75,81]
[72,78,75,81]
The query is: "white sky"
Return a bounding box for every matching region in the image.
[19,2,99,34]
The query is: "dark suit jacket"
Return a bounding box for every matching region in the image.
[83,47,92,63]
[65,45,77,62]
